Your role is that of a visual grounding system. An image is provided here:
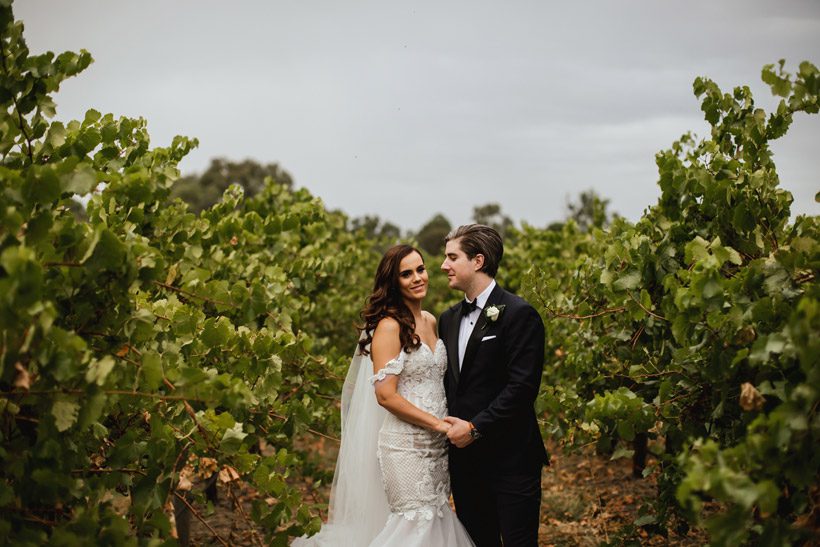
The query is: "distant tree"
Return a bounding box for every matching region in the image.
[171,158,293,212]
[565,190,618,231]
[472,203,513,236]
[349,215,402,241]
[416,213,452,257]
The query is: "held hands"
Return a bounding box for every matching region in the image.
[443,417,474,448]
[434,419,452,434]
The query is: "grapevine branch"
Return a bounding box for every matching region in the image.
[43,261,84,268]
[183,400,221,450]
[152,281,235,308]
[630,325,644,350]
[164,441,193,509]
[532,287,626,320]
[628,292,668,321]
[622,370,680,380]
[173,491,230,547]
[268,411,339,443]
[585,449,610,544]
[546,305,626,321]
[280,385,301,403]
[71,467,146,476]
[17,512,59,527]
[0,389,209,403]
[226,482,265,547]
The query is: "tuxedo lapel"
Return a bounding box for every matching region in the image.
[459,284,504,382]
[446,306,462,387]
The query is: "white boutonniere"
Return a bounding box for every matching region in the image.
[483,304,505,326]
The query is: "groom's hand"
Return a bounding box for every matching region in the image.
[443,417,474,448]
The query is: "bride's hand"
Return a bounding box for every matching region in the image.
[434,419,452,433]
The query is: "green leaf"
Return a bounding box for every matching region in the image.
[201,316,233,348]
[23,167,61,205]
[0,480,14,506]
[732,203,756,232]
[685,236,711,264]
[83,228,126,270]
[617,420,636,441]
[634,514,656,527]
[702,278,722,299]
[611,446,635,460]
[725,246,742,266]
[45,122,67,148]
[639,289,652,310]
[85,356,115,386]
[77,393,107,429]
[141,352,163,390]
[24,209,53,244]
[52,399,80,432]
[613,270,641,291]
[220,422,248,454]
[84,109,102,124]
[63,164,97,195]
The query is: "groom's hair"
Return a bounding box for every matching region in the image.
[445,224,503,278]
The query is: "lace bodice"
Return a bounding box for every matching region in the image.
[369,340,448,430]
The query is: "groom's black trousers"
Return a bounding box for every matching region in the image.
[450,456,542,547]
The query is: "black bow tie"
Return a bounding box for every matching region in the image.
[460,299,479,317]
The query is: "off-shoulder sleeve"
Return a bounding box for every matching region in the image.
[369,351,405,384]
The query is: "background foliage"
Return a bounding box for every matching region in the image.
[0,5,385,544]
[515,60,819,545]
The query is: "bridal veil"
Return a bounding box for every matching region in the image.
[292,340,389,546]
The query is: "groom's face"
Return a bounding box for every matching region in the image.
[441,238,477,292]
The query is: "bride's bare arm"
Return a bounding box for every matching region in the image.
[371,318,449,433]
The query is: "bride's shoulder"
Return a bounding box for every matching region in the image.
[373,316,400,337]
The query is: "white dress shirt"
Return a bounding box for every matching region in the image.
[458,280,496,370]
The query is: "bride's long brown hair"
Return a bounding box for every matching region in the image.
[358,244,424,356]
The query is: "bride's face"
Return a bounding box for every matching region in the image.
[397,251,428,303]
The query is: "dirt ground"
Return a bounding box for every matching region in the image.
[186,440,707,546]
[535,446,705,546]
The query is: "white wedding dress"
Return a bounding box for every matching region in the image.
[368,339,474,546]
[293,339,474,546]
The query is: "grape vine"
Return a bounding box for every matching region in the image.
[0,4,380,543]
[513,60,819,544]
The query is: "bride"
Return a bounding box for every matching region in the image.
[293,244,474,546]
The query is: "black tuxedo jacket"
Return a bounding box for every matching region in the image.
[440,284,549,474]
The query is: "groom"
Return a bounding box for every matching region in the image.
[439,224,548,547]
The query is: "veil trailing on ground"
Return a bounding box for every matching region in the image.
[292,337,389,546]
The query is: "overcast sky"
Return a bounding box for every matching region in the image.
[16,1,820,229]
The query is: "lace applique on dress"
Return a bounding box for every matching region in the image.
[369,351,405,384]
